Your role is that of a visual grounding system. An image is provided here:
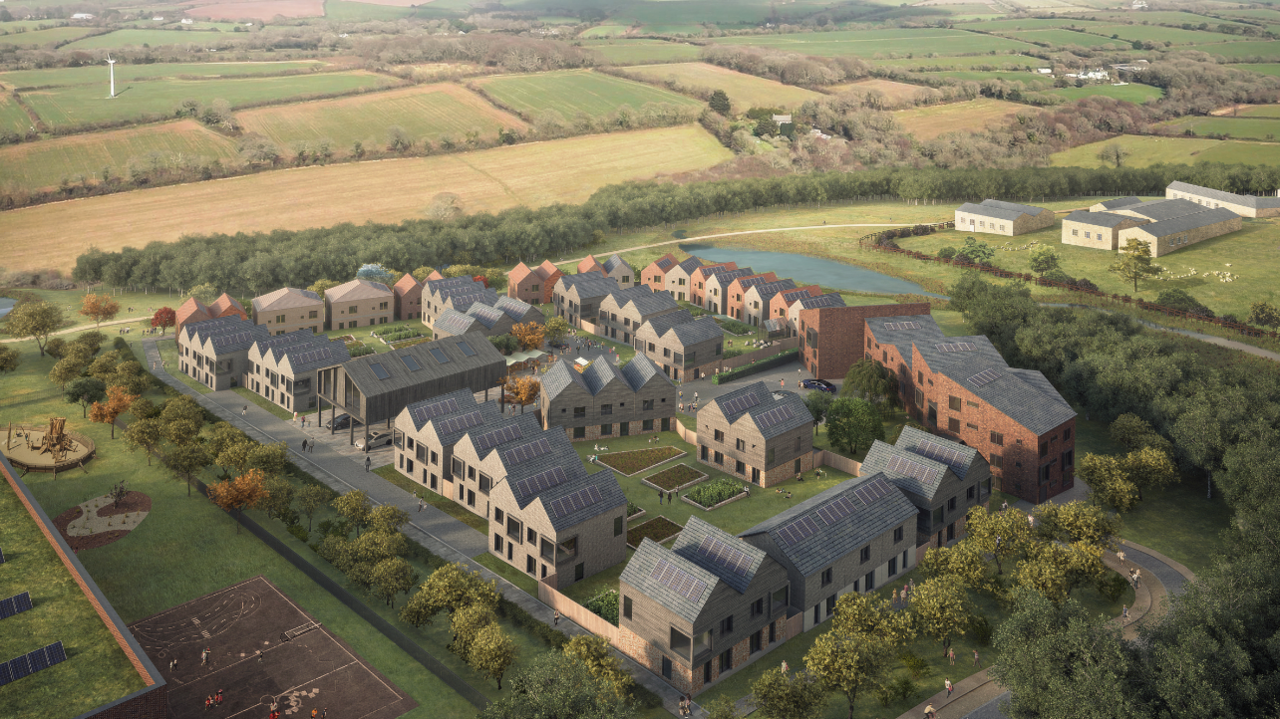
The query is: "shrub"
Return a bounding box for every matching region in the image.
[713,349,799,384]
[1043,269,1075,285]
[496,597,569,648]
[722,347,746,359]
[1076,277,1099,292]
[937,246,957,259]
[1096,573,1129,604]
[287,524,309,543]
[584,588,620,626]
[899,651,932,680]
[875,675,917,706]
[720,319,754,335]
[971,614,994,646]
[686,478,746,508]
[349,345,375,358]
[113,336,130,351]
[626,501,643,517]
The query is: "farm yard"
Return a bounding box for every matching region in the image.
[891,97,1025,140]
[583,39,703,64]
[620,62,823,109]
[0,125,733,272]
[0,61,330,89]
[237,84,527,150]
[474,69,702,119]
[1051,134,1280,167]
[705,28,1037,58]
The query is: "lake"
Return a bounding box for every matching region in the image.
[679,244,945,297]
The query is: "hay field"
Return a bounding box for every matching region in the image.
[0,93,31,133]
[705,28,1035,57]
[0,120,239,191]
[0,126,734,273]
[1050,134,1280,167]
[584,39,703,64]
[0,26,96,47]
[892,98,1024,140]
[238,84,527,149]
[0,61,328,89]
[183,0,325,20]
[621,63,822,109]
[476,70,702,118]
[22,71,394,129]
[826,79,940,106]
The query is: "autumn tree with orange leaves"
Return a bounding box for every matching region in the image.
[151,307,176,335]
[89,385,138,439]
[511,322,545,351]
[208,468,270,534]
[80,293,121,329]
[510,376,541,413]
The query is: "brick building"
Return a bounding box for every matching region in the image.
[432,296,543,339]
[392,273,423,321]
[1167,179,1280,218]
[596,285,681,345]
[690,262,738,307]
[1060,210,1149,251]
[393,389,502,497]
[797,302,931,380]
[723,273,779,322]
[246,331,350,413]
[633,314,724,381]
[175,292,247,337]
[323,279,393,331]
[577,255,605,275]
[954,199,1056,236]
[1088,196,1142,213]
[507,260,563,305]
[741,279,797,328]
[177,316,267,391]
[701,267,756,315]
[767,285,822,336]
[862,314,1076,504]
[552,273,619,329]
[640,253,678,293]
[662,257,706,302]
[696,382,814,487]
[618,517,789,696]
[540,353,675,441]
[250,287,323,335]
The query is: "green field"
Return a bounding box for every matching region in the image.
[238,84,526,150]
[1239,104,1280,118]
[1092,24,1242,45]
[705,28,1036,57]
[1048,83,1163,103]
[476,70,702,119]
[0,92,31,133]
[1164,115,1280,141]
[580,24,631,37]
[923,69,1054,87]
[63,28,229,50]
[0,26,97,47]
[622,62,825,109]
[0,119,239,191]
[22,71,394,129]
[1187,40,1280,59]
[1051,134,1280,167]
[584,39,703,64]
[1002,28,1130,48]
[1085,10,1250,26]
[869,53,1044,70]
[971,18,1099,30]
[322,0,428,21]
[1234,63,1280,77]
[0,61,328,89]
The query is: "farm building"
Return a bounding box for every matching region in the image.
[392,274,423,322]
[689,262,738,307]
[316,332,505,446]
[507,260,563,305]
[741,279,797,328]
[432,296,543,339]
[596,285,681,345]
[177,316,268,391]
[250,287,323,336]
[540,353,675,441]
[798,302,933,380]
[700,267,757,315]
[954,199,1056,236]
[1166,180,1280,218]
[422,277,496,328]
[695,381,814,488]
[553,273,620,330]
[617,517,790,696]
[393,389,502,498]
[862,314,1076,505]
[767,285,823,336]
[175,292,247,337]
[1088,196,1143,212]
[723,273,780,322]
[634,314,725,382]
[323,279,393,331]
[739,473,920,633]
[1117,207,1242,257]
[1060,210,1150,251]
[246,331,350,414]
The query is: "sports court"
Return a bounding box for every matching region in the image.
[128,575,416,719]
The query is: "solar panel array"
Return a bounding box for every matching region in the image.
[656,256,675,270]
[886,455,938,484]
[720,392,761,417]
[410,397,460,426]
[914,438,967,471]
[470,305,504,328]
[755,405,795,429]
[475,423,524,453]
[801,294,843,309]
[815,496,858,526]
[547,485,603,519]
[0,591,32,620]
[501,437,552,466]
[967,368,1003,388]
[514,466,569,499]
[776,515,820,548]
[697,536,752,577]
[369,362,391,380]
[853,476,895,506]
[883,321,921,331]
[0,642,66,688]
[211,330,254,349]
[935,342,977,353]
[290,345,335,368]
[436,410,484,437]
[650,559,707,601]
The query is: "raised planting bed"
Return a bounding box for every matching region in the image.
[348,344,375,358]
[684,477,750,510]
[334,334,356,342]
[642,463,708,492]
[719,318,756,336]
[627,516,682,549]
[390,337,429,349]
[627,501,645,521]
[596,446,685,476]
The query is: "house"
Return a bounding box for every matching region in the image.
[316,332,506,445]
[601,254,635,289]
[767,285,823,336]
[798,303,933,380]
[701,268,757,315]
[432,296,543,339]
[421,277,496,328]
[393,389,502,497]
[862,314,1076,504]
[690,262,737,307]
[640,254,679,294]
[1088,196,1144,213]
[250,287,324,335]
[1060,210,1150,251]
[596,285,681,345]
[772,114,792,125]
[723,273,780,322]
[434,412,542,516]
[392,274,423,322]
[578,255,605,276]
[954,199,1057,236]
[859,427,991,552]
[540,353,675,441]
[1034,68,1053,75]
[739,473,919,631]
[741,279,797,328]
[323,279,393,331]
[508,260,563,305]
[180,17,193,23]
[786,293,846,348]
[553,273,620,329]
[483,429,628,588]
[1065,69,1109,81]
[175,292,247,337]
[1108,197,1243,256]
[246,332,350,413]
[634,314,724,381]
[177,316,267,391]
[662,257,707,303]
[696,382,814,487]
[618,517,790,695]
[1166,180,1280,218]
[71,12,93,19]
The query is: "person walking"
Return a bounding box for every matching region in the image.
[553,610,560,626]
[242,405,247,416]
[215,690,223,706]
[1117,550,1126,567]
[205,696,213,712]
[312,710,318,719]
[892,588,899,608]
[667,491,673,504]
[658,490,663,505]
[201,647,209,666]
[1133,568,1141,587]
[301,439,308,453]
[1122,604,1129,620]
[169,658,178,672]
[973,649,981,667]
[948,646,955,665]
[418,497,424,513]
[945,678,953,699]
[365,456,371,472]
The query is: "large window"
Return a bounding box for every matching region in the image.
[670,628,692,658]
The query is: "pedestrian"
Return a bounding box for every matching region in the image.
[1122,604,1129,620]
[1001,500,1008,511]
[910,578,915,593]
[418,498,424,513]
[1133,568,1141,587]
[658,490,663,505]
[973,649,981,667]
[169,658,178,671]
[201,647,209,666]
[242,405,247,416]
[321,711,327,719]
[309,439,314,453]
[781,660,789,673]
[925,703,936,719]
[1116,550,1126,566]
[205,696,213,711]
[301,438,308,453]
[945,678,953,699]
[553,610,560,626]
[365,456,371,472]
[948,646,955,665]
[892,588,899,607]
[312,710,318,719]
[216,690,223,706]
[257,650,262,663]
[667,490,673,504]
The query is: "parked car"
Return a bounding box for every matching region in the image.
[800,379,837,393]
[355,430,393,451]
[325,413,363,431]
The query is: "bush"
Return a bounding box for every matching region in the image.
[971,614,994,646]
[584,588,620,626]
[899,651,932,680]
[1043,269,1075,285]
[349,345,375,358]
[113,336,130,351]
[496,597,569,648]
[1076,277,1099,292]
[875,675,917,706]
[686,477,746,508]
[713,349,799,384]
[626,500,643,517]
[937,246,957,259]
[1156,288,1215,318]
[287,524,309,543]
[1096,573,1129,604]
[722,347,746,359]
[720,319,754,335]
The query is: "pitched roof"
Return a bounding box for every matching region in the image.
[420,397,502,445]
[402,388,485,431]
[895,426,981,480]
[641,309,696,338]
[446,288,500,313]
[620,353,663,391]
[692,262,737,281]
[1132,207,1240,237]
[577,255,605,275]
[508,262,535,284]
[1063,210,1139,228]
[393,274,421,296]
[706,382,812,439]
[426,270,444,281]
[176,297,212,327]
[493,295,537,321]
[864,314,946,369]
[187,316,267,354]
[496,429,625,530]
[612,285,679,317]
[1096,196,1143,210]
[672,517,768,595]
[1114,198,1206,221]
[620,538,720,624]
[542,359,590,400]
[209,293,246,317]
[251,328,318,362]
[274,336,351,373]
[1168,180,1280,209]
[434,309,481,336]
[777,286,818,305]
[739,473,918,576]
[957,199,1047,221]
[676,256,704,274]
[602,254,630,274]
[536,260,560,279]
[745,278,797,303]
[326,279,392,302]
[706,267,755,286]
[557,273,618,298]
[861,440,952,501]
[252,287,322,313]
[581,360,623,396]
[668,316,724,346]
[649,253,677,273]
[425,276,479,295]
[795,293,846,311]
[466,303,507,329]
[338,332,505,399]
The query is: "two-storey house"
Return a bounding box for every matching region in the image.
[690,262,737,307]
[432,296,543,339]
[175,292,247,337]
[177,316,266,391]
[723,273,779,322]
[767,285,822,336]
[701,267,756,315]
[640,254,678,294]
[324,279,393,331]
[250,287,324,336]
[540,354,675,441]
[553,273,619,329]
[741,279,796,328]
[696,382,814,487]
[634,314,724,381]
[597,286,681,345]
[246,332,350,413]
[507,260,563,305]
[661,257,705,302]
[422,278,498,329]
[393,389,502,497]
[392,273,423,321]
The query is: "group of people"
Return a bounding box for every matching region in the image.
[677,693,694,717]
[773,488,794,499]
[203,690,225,711]
[892,579,916,609]
[658,489,679,504]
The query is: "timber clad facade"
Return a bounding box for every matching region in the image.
[247,332,350,414]
[696,382,814,488]
[393,389,502,498]
[954,199,1056,237]
[634,315,724,381]
[177,316,266,391]
[553,273,620,329]
[507,260,563,305]
[421,278,498,329]
[539,354,676,441]
[797,302,931,380]
[392,274,423,322]
[250,287,324,335]
[432,296,543,340]
[597,286,681,345]
[324,279,393,331]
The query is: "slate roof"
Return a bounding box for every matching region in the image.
[402,388,484,431]
[602,254,631,275]
[864,314,945,369]
[434,309,481,336]
[860,440,951,501]
[582,360,623,396]
[672,517,768,596]
[425,276,477,295]
[957,199,1047,221]
[1115,198,1206,221]
[707,268,755,286]
[251,328,317,362]
[693,262,737,281]
[337,332,505,398]
[558,273,618,298]
[729,274,775,295]
[447,288,500,313]
[795,293,847,311]
[739,473,918,577]
[668,316,724,346]
[1168,180,1280,209]
[982,198,1050,216]
[778,286,817,305]
[1132,207,1240,237]
[494,296,537,320]
[707,382,812,439]
[620,538,719,624]
[611,285,679,317]
[1096,196,1143,210]
[676,257,704,275]
[652,254,677,272]
[620,354,663,391]
[641,309,696,338]
[895,425,981,480]
[277,337,351,374]
[463,303,503,329]
[541,359,589,400]
[745,278,797,303]
[187,316,267,353]
[1063,210,1139,228]
[326,279,392,302]
[182,315,243,344]
[423,398,502,446]
[252,287,322,313]
[496,429,625,530]
[467,413,544,462]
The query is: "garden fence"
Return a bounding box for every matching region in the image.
[537,576,620,645]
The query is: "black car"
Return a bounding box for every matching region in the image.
[325,413,363,431]
[800,378,837,393]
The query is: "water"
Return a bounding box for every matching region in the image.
[0,298,14,320]
[679,244,946,298]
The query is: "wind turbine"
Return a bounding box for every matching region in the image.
[106,53,115,99]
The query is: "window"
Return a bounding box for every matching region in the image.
[1084,231,1091,239]
[750,597,764,618]
[451,457,464,479]
[766,448,775,466]
[601,403,612,416]
[1064,427,1072,441]
[821,567,833,587]
[720,650,732,673]
[860,546,871,563]
[714,429,724,443]
[527,527,537,545]
[623,596,633,620]
[1063,449,1074,467]
[864,570,875,591]
[990,431,1004,446]
[949,396,962,411]
[601,423,612,436]
[348,305,357,315]
[735,460,745,474]
[967,422,978,430]
[575,563,584,581]
[948,496,957,512]
[573,406,586,419]
[1039,442,1049,458]
[643,419,654,431]
[735,438,745,451]
[967,400,979,408]
[662,655,672,680]
[614,515,624,537]
[947,523,955,541]
[275,314,286,324]
[495,508,504,525]
[573,426,586,439]
[507,517,521,542]
[1072,229,1078,236]
[494,534,503,551]
[526,555,536,574]
[894,526,904,543]
[714,451,723,465]
[888,556,898,577]
[643,399,654,411]
[772,586,788,615]
[948,417,960,432]
[309,310,318,319]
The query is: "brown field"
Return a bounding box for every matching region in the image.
[183,0,324,20]
[0,125,733,273]
[826,79,941,107]
[892,98,1025,140]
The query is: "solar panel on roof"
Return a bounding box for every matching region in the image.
[457,341,477,357]
[8,654,30,680]
[369,362,391,380]
[438,410,483,436]
[935,342,976,353]
[853,476,895,505]
[548,485,603,519]
[429,347,451,364]
[884,321,921,331]
[650,558,707,601]
[755,405,795,429]
[697,536,751,577]
[26,647,49,673]
[413,397,461,424]
[967,368,1003,388]
[776,515,819,548]
[514,466,569,498]
[45,641,66,665]
[815,496,857,526]
[720,392,761,416]
[501,437,552,465]
[915,438,966,470]
[401,354,422,372]
[886,454,936,484]
[475,423,524,453]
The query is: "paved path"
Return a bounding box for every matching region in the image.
[1,313,156,343]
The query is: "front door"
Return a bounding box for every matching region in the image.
[1039,485,1048,503]
[661,418,670,432]
[620,423,629,436]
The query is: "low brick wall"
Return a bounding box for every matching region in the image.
[538,576,619,644]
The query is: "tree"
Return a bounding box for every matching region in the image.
[45,337,67,359]
[400,562,499,628]
[478,652,636,719]
[297,483,330,532]
[163,441,212,497]
[86,350,122,381]
[79,293,120,329]
[470,623,517,690]
[959,236,995,265]
[841,359,899,408]
[369,503,410,534]
[1077,453,1139,512]
[208,468,270,533]
[356,263,397,285]
[6,301,64,357]
[511,322,545,351]
[806,631,891,719]
[1246,300,1280,328]
[122,417,163,466]
[160,395,205,445]
[825,397,884,456]
[426,192,464,221]
[543,315,572,344]
[89,385,138,439]
[1029,246,1061,277]
[963,505,1031,575]
[1109,413,1173,458]
[261,475,296,521]
[751,666,828,719]
[1032,500,1120,548]
[909,576,976,651]
[130,396,158,420]
[332,490,373,536]
[803,391,834,436]
[150,307,177,335]
[0,346,18,374]
[703,695,738,719]
[450,602,497,659]
[1016,541,1107,603]
[307,279,340,297]
[411,266,438,282]
[754,116,779,137]
[565,635,633,700]
[110,360,150,396]
[110,479,129,509]
[187,283,220,306]
[1109,237,1161,293]
[370,556,417,607]
[1096,143,1131,168]
[1155,288,1213,318]
[49,355,87,389]
[509,376,541,413]
[489,333,519,355]
[919,541,988,590]
[1121,446,1178,502]
[709,89,732,116]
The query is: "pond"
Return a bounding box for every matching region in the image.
[679,244,946,298]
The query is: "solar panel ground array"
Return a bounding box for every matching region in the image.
[0,641,66,688]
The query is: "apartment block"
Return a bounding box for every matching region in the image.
[251,287,324,335]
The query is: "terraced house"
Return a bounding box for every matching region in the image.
[177,316,266,391]
[250,287,323,335]
[701,267,757,315]
[507,260,563,305]
[767,285,823,337]
[618,517,790,695]
[741,278,797,328]
[577,253,635,289]
[696,382,814,487]
[634,313,725,381]
[442,413,543,516]
[323,279,393,331]
[432,296,543,340]
[393,389,502,497]
[739,473,919,631]
[392,273,423,321]
[859,427,992,551]
[640,253,678,294]
[661,257,707,302]
[421,277,499,329]
[540,353,675,441]
[863,314,1076,505]
[723,273,780,322]
[954,199,1056,236]
[596,285,681,345]
[690,262,738,307]
[553,272,619,330]
[247,331,350,413]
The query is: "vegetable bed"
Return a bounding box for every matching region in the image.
[685,477,748,509]
[596,446,684,476]
[642,463,707,491]
[626,516,683,548]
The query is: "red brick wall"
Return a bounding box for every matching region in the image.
[768,285,821,332]
[798,304,932,380]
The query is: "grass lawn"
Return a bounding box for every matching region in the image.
[1118,476,1230,576]
[154,338,211,394]
[1048,83,1163,103]
[1051,134,1280,168]
[583,39,703,64]
[704,28,1035,58]
[596,445,684,475]
[474,552,541,596]
[1163,115,1280,142]
[231,385,298,421]
[372,464,488,535]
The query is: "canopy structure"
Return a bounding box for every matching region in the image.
[506,349,548,367]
